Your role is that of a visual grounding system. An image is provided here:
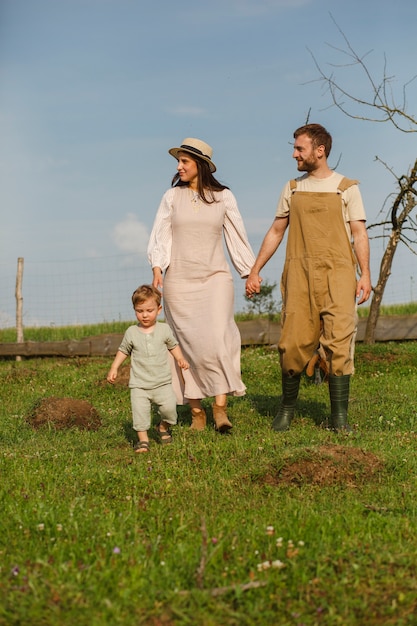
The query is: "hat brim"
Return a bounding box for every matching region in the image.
[168,147,216,173]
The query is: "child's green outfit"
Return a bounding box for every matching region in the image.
[118,321,179,432]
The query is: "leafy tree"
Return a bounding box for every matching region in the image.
[309,15,417,343]
[244,280,280,318]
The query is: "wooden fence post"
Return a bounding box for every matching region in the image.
[15,257,24,361]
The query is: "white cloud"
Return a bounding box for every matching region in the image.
[112,214,149,256]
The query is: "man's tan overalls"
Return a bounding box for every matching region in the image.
[273,177,358,433]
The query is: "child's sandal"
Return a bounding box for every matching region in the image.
[134,441,150,453]
[156,423,172,444]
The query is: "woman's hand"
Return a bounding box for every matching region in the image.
[152,267,163,291]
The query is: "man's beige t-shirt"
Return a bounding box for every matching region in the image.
[275,172,366,239]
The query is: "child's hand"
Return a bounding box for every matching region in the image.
[177,358,189,370]
[107,367,118,383]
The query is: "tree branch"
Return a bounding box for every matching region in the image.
[307,13,417,133]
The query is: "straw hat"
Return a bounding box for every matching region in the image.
[168,137,216,172]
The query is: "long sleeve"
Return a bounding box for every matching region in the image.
[147,189,174,271]
[222,189,256,278]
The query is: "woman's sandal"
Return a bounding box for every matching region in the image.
[134,441,150,454]
[156,423,172,444]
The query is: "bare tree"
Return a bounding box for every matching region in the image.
[309,14,417,343]
[365,160,417,342]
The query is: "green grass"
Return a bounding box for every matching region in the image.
[1,342,417,625]
[235,301,417,321]
[356,301,417,318]
[1,302,417,343]
[0,321,129,343]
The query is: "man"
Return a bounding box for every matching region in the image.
[246,124,371,432]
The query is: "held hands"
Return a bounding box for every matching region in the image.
[177,358,190,370]
[245,271,263,298]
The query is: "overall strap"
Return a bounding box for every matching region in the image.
[290,177,358,192]
[337,177,359,193]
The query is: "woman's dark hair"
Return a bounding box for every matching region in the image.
[171,154,229,203]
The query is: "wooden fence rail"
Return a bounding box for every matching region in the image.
[0,316,416,358]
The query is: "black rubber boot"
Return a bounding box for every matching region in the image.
[329,374,352,432]
[272,373,301,432]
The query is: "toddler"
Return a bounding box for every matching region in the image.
[107,285,189,453]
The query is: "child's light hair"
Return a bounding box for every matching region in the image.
[132,284,162,308]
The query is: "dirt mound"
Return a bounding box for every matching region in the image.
[262,444,383,487]
[27,397,102,430]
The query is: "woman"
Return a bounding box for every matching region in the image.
[147,137,255,432]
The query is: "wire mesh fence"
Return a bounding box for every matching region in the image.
[1,253,415,329]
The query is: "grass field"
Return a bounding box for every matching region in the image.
[1,336,417,625]
[1,302,417,343]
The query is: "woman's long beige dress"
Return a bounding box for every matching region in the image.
[148,186,255,402]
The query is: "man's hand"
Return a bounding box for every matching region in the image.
[244,217,288,298]
[356,273,372,305]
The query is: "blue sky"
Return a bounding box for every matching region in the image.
[1,0,416,326]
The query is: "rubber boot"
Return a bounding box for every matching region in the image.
[190,408,207,431]
[213,404,233,433]
[329,374,352,432]
[272,373,301,432]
